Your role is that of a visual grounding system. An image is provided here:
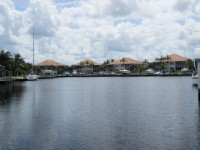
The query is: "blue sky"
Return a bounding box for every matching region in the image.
[1,0,200,65]
[12,0,80,10]
[12,0,29,10]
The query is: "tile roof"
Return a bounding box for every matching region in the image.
[109,57,142,65]
[35,59,65,66]
[154,54,188,62]
[167,54,188,62]
[73,59,100,66]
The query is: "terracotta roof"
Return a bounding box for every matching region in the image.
[73,59,100,66]
[35,59,65,66]
[167,54,188,62]
[154,54,188,63]
[109,57,142,65]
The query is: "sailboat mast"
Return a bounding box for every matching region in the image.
[33,28,34,72]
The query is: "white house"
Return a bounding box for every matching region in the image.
[153,54,188,71]
[72,59,100,74]
[108,57,142,72]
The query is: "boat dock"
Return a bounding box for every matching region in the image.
[0,76,12,84]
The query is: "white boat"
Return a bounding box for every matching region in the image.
[145,68,155,74]
[26,74,38,80]
[26,28,38,81]
[119,69,131,74]
[192,74,198,86]
[154,71,162,75]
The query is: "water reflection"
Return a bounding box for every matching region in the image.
[0,83,25,106]
[0,77,200,149]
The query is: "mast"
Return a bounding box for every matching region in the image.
[33,28,34,72]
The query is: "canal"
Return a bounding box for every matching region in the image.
[0,77,199,149]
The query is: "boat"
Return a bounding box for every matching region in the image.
[26,73,38,80]
[192,74,198,86]
[154,71,162,75]
[26,28,38,81]
[119,69,131,74]
[145,68,155,74]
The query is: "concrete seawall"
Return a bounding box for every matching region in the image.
[0,74,192,84]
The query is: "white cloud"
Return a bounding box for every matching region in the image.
[195,2,200,14]
[0,0,200,65]
[174,0,191,12]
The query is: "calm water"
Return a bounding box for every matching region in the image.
[0,77,199,150]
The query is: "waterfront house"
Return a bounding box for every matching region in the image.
[35,59,65,75]
[153,54,188,72]
[72,59,100,74]
[108,57,142,72]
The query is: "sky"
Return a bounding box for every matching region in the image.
[0,0,200,65]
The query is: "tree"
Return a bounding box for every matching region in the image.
[85,60,90,65]
[0,50,13,70]
[101,59,111,71]
[24,63,32,74]
[80,61,84,66]
[165,55,171,63]
[79,60,93,74]
[100,61,108,71]
[143,59,149,70]
[120,58,127,63]
[135,64,145,73]
[120,58,127,69]
[13,53,26,76]
[155,56,165,63]
[105,59,110,64]
[155,55,170,71]
[110,59,114,63]
[164,55,171,71]
[130,65,136,72]
[184,59,194,70]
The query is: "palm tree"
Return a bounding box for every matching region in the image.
[105,59,110,64]
[110,59,114,63]
[164,55,171,71]
[101,59,110,71]
[155,56,165,62]
[80,61,84,66]
[143,59,149,70]
[108,59,115,72]
[85,60,90,66]
[13,53,25,76]
[165,55,171,62]
[80,60,92,74]
[120,58,127,69]
[120,58,127,63]
[155,56,167,71]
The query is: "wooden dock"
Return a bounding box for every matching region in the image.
[0,76,12,84]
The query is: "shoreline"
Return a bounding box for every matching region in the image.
[0,73,192,84]
[58,73,192,78]
[51,73,192,78]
